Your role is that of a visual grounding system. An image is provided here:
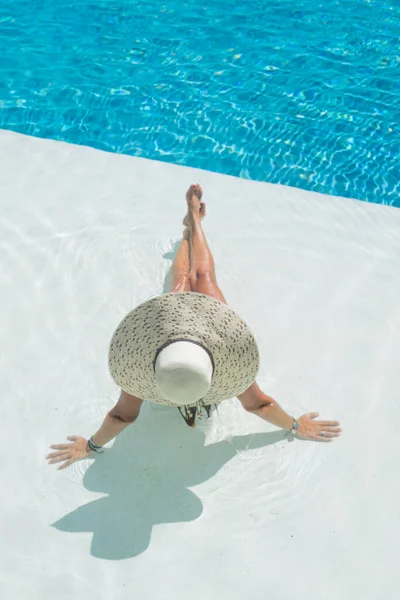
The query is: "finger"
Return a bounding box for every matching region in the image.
[67,436,79,442]
[317,421,341,427]
[58,458,75,471]
[49,444,70,450]
[305,412,319,419]
[318,431,339,439]
[320,426,342,433]
[316,435,333,443]
[46,451,70,459]
[48,454,72,464]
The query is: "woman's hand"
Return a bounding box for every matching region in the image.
[295,413,342,442]
[46,436,91,470]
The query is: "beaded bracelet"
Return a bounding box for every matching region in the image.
[88,436,104,454]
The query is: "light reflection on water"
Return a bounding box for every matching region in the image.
[0,0,399,205]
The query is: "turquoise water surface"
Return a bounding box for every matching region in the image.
[1,0,399,205]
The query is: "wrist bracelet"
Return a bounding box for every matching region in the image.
[89,435,102,448]
[88,436,104,454]
[290,417,299,435]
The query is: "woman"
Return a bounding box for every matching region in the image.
[47,184,341,470]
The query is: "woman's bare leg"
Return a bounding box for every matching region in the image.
[184,184,227,304]
[167,227,192,292]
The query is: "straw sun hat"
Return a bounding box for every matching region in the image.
[108,291,260,409]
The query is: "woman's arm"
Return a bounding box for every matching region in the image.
[91,391,143,446]
[238,381,342,442]
[238,381,294,430]
[46,391,143,470]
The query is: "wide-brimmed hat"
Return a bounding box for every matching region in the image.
[108,292,259,408]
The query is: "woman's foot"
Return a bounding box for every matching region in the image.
[183,184,206,229]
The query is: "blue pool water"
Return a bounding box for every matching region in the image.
[1,0,399,206]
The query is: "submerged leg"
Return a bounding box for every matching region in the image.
[168,227,191,292]
[185,184,227,304]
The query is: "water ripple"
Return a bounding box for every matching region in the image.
[193,389,319,515]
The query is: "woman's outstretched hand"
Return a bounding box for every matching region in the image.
[295,413,342,442]
[46,436,91,470]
